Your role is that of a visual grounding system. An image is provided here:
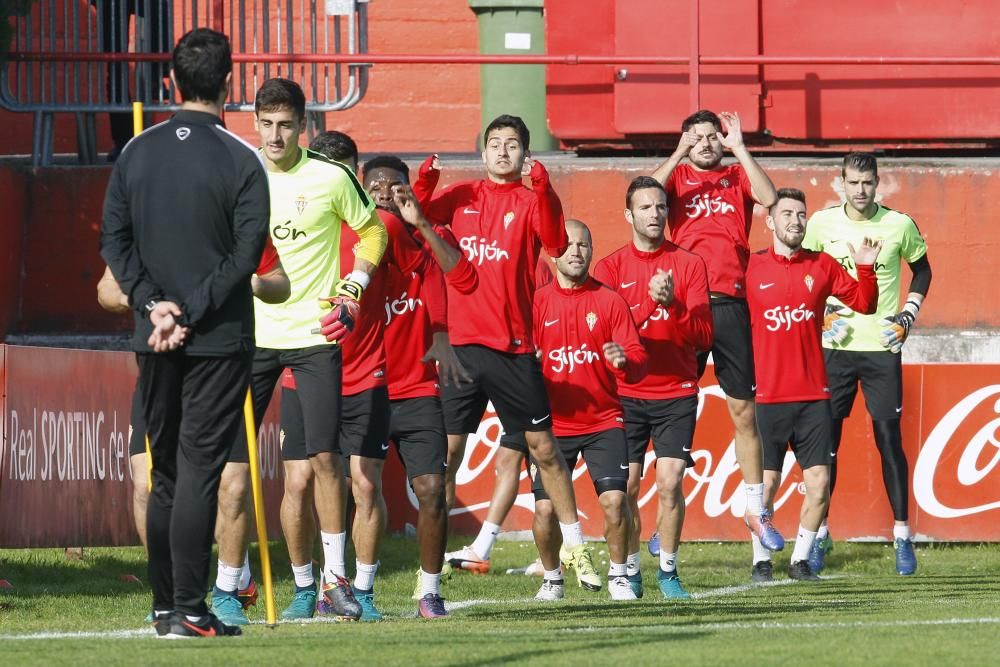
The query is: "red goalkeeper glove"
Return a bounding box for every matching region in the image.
[317,276,364,343]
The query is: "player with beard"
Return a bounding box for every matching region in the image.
[529,219,647,601]
[803,153,932,576]
[593,177,713,599]
[746,188,880,582]
[650,110,784,560]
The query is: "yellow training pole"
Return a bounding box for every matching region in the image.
[145,435,153,492]
[132,101,144,135]
[243,389,277,628]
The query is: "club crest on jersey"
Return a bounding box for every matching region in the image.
[503,211,515,229]
[804,274,814,292]
[175,127,190,141]
[719,177,730,188]
[586,312,598,331]
[295,196,308,216]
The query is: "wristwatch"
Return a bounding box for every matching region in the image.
[143,299,160,317]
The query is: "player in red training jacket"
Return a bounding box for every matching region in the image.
[651,109,783,554]
[745,188,880,583]
[528,219,648,601]
[422,115,594,581]
[593,176,713,600]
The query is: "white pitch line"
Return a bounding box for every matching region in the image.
[0,629,155,641]
[691,574,849,599]
[559,617,1000,634]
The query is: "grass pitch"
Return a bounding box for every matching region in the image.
[1,538,997,666]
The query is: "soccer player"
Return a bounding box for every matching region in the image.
[444,254,553,574]
[802,153,932,575]
[594,176,713,599]
[746,188,881,582]
[421,115,595,586]
[650,109,783,556]
[213,77,387,624]
[529,219,647,601]
[100,28,270,638]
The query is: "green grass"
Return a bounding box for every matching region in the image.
[1,538,998,666]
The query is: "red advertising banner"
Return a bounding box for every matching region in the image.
[0,345,284,547]
[2,345,998,547]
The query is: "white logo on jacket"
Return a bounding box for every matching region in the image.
[459,236,510,265]
[763,303,815,332]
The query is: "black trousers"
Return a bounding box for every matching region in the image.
[138,351,252,616]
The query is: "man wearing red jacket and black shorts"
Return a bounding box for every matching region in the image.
[422,115,593,579]
[528,219,648,602]
[651,109,784,557]
[746,188,880,582]
[594,176,713,600]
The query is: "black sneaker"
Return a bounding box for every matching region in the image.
[151,610,173,637]
[164,612,243,638]
[320,575,363,621]
[788,560,820,581]
[751,560,773,583]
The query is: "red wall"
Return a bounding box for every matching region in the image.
[0,0,482,157]
[1,158,998,336]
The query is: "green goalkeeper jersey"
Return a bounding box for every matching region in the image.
[802,203,927,352]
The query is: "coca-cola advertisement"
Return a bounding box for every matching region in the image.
[1,345,998,546]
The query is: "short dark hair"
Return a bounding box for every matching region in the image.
[255,78,306,120]
[626,176,666,209]
[309,131,358,164]
[171,29,232,103]
[681,109,722,134]
[361,155,410,184]
[769,188,806,215]
[842,152,878,178]
[483,114,530,151]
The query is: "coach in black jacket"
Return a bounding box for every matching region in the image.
[100,28,269,638]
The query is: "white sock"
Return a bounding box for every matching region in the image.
[543,566,563,581]
[609,561,627,577]
[420,569,441,597]
[751,532,772,565]
[471,521,501,560]
[626,551,641,576]
[745,483,765,515]
[893,524,911,541]
[215,560,241,593]
[291,562,314,589]
[239,553,252,589]
[791,525,817,563]
[321,531,347,581]
[659,551,678,573]
[354,560,378,592]
[559,522,584,549]
[817,522,829,540]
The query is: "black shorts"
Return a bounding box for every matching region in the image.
[622,395,698,466]
[279,385,307,461]
[697,297,756,400]
[530,429,628,500]
[441,345,552,434]
[388,396,447,479]
[499,430,529,455]
[824,349,903,421]
[339,387,391,460]
[757,400,834,472]
[236,345,342,463]
[128,380,146,457]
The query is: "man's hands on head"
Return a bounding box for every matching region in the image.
[672,131,700,159]
[717,111,745,150]
[393,186,430,230]
[147,301,190,353]
[648,268,675,308]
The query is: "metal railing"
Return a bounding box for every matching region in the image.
[1,0,370,165]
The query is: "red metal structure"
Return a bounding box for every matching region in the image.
[545,0,1000,149]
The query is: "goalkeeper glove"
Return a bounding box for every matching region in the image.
[879,302,920,354]
[317,274,366,343]
[822,304,853,346]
